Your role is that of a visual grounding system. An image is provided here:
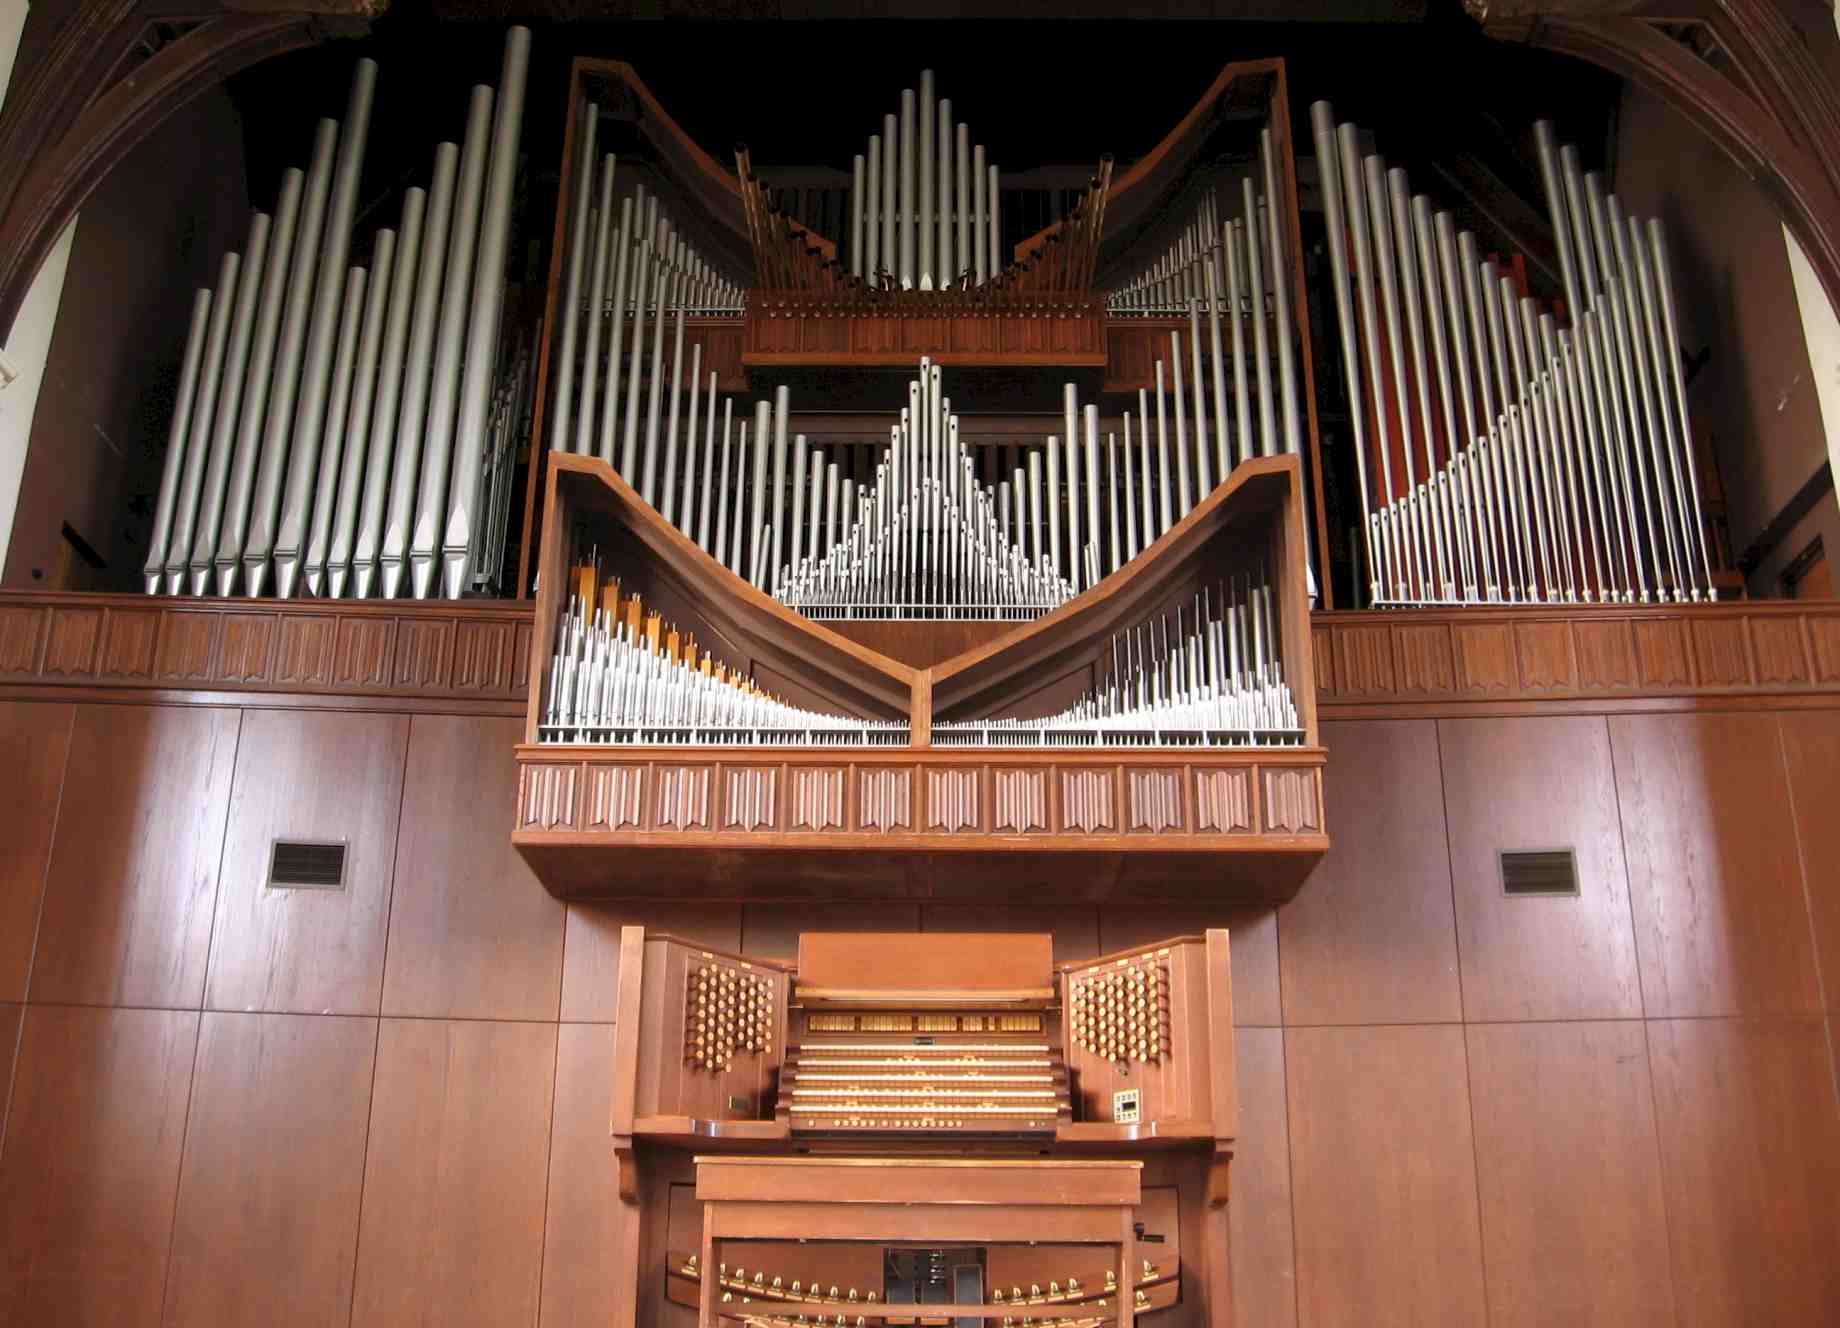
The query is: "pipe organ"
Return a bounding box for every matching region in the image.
[140,27,534,602]
[610,928,1235,1325]
[1312,102,1718,607]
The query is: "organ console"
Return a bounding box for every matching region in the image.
[608,928,1236,1326]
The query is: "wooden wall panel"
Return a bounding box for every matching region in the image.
[1230,1027,1297,1328]
[1778,711,1840,1012]
[1100,900,1279,1026]
[0,702,70,1001]
[740,902,920,960]
[1648,1017,1840,1326]
[0,1007,196,1327]
[33,705,238,1008]
[539,1023,623,1328]
[1286,1025,1486,1328]
[1611,713,1821,1017]
[382,716,564,1021]
[561,902,742,1022]
[206,710,409,1015]
[0,1003,15,1135]
[164,1012,375,1328]
[351,1020,556,1328]
[1279,721,1461,1026]
[1440,717,1642,1021]
[922,903,1101,964]
[1466,1022,1675,1326]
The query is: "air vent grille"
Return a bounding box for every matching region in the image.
[269,839,347,890]
[1499,848,1578,897]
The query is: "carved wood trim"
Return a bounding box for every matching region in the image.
[1316,603,1840,713]
[0,592,529,708]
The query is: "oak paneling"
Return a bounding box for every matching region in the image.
[205,710,409,1015]
[1279,721,1462,1026]
[0,1003,16,1134]
[1440,717,1642,1021]
[0,703,71,1001]
[561,902,742,1022]
[1466,1022,1675,1326]
[922,903,1101,964]
[1100,900,1279,1026]
[382,716,564,1020]
[1231,1027,1297,1328]
[1286,1024,1486,1328]
[539,1023,623,1328]
[740,902,921,961]
[163,1012,375,1328]
[1648,1017,1840,1326]
[0,1007,196,1327]
[351,1020,556,1327]
[1778,711,1840,1012]
[1611,713,1821,1017]
[33,705,238,1008]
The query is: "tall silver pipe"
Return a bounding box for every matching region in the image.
[347,187,425,600]
[1532,121,1584,325]
[695,369,716,547]
[791,432,809,574]
[955,123,971,283]
[1045,433,1062,576]
[808,449,826,562]
[1205,255,1230,478]
[1152,373,1173,535]
[1122,414,1140,559]
[972,144,988,285]
[618,216,651,477]
[163,248,243,595]
[938,99,954,287]
[144,287,215,592]
[654,304,686,514]
[1170,330,1192,514]
[710,396,732,558]
[851,153,866,280]
[825,458,840,551]
[298,264,368,595]
[1649,219,1715,591]
[748,400,771,584]
[1338,127,1401,599]
[1364,156,1427,600]
[1626,216,1697,595]
[234,117,337,596]
[730,422,749,575]
[1242,178,1276,458]
[271,58,377,599]
[1387,171,1449,596]
[865,135,882,282]
[197,182,294,595]
[408,82,493,600]
[1187,301,1212,495]
[881,113,898,281]
[1027,450,1044,567]
[989,163,1001,277]
[379,141,459,599]
[1062,385,1080,584]
[770,385,790,587]
[1083,403,1102,573]
[639,222,671,504]
[322,228,395,599]
[1413,199,1466,592]
[678,344,703,531]
[1225,221,1253,468]
[1611,205,1686,595]
[1310,103,1376,601]
[550,99,596,453]
[919,72,934,289]
[183,209,273,595]
[899,88,916,289]
[1262,130,1301,456]
[596,195,634,465]
[575,157,615,456]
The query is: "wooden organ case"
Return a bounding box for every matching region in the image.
[610,927,1236,1327]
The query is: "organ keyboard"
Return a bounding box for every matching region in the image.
[606,927,1237,1326]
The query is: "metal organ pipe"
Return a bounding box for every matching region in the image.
[142,288,215,593]
[550,98,597,454]
[320,227,396,600]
